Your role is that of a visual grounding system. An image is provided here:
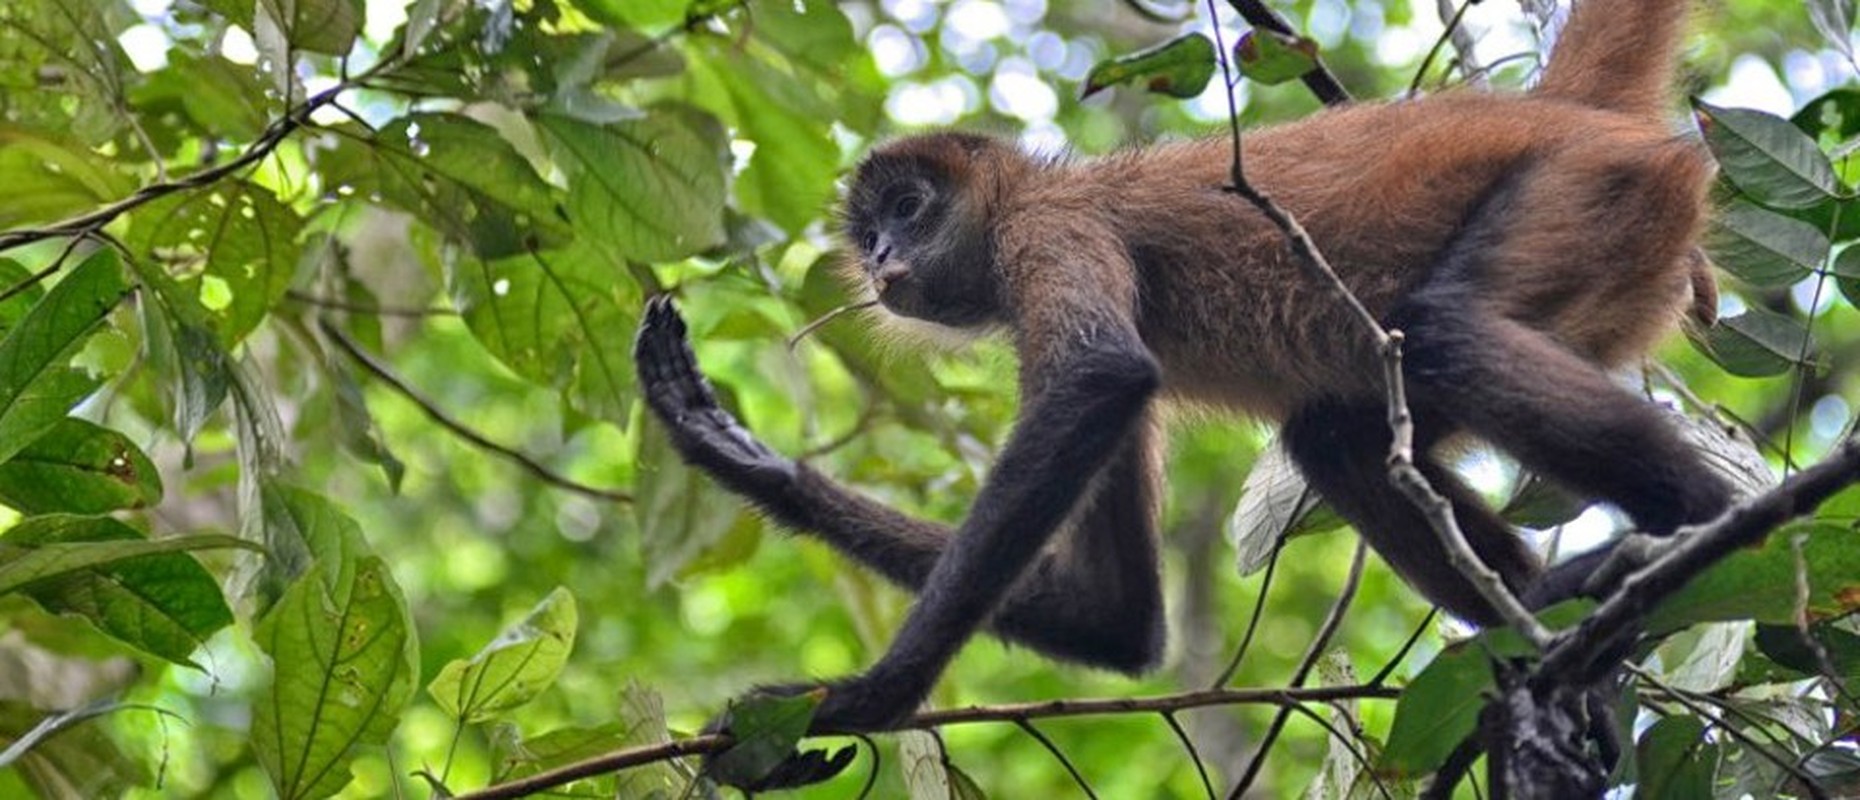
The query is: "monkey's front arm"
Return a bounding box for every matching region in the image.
[633,297,1162,748]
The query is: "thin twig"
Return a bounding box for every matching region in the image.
[1282,702,1395,800]
[787,299,879,350]
[1369,608,1439,687]
[1635,670,1829,800]
[1212,533,1284,687]
[1409,0,1481,96]
[1206,0,1550,649]
[319,319,633,504]
[1161,711,1216,800]
[454,685,1402,799]
[1230,540,1369,798]
[1015,719,1098,800]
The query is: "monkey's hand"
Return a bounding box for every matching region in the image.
[635,296,797,496]
[704,676,911,790]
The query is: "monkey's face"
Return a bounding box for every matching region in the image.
[843,137,1005,329]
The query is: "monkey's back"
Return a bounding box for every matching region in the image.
[1049,93,1713,418]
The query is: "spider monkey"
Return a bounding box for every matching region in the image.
[634,0,1729,761]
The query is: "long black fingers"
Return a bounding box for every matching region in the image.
[635,295,723,420]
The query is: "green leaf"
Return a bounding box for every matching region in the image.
[1634,716,1716,800]
[1648,521,1860,632]
[634,423,744,588]
[491,683,683,794]
[447,243,639,425]
[1083,34,1216,99]
[1792,88,1860,146]
[694,50,840,234]
[1499,474,1588,529]
[0,128,131,228]
[0,530,256,597]
[1710,200,1828,287]
[0,250,129,466]
[539,109,729,263]
[326,113,571,259]
[0,418,160,514]
[1382,603,1587,775]
[252,494,417,800]
[428,587,577,722]
[0,259,44,339]
[0,1,137,143]
[1692,307,1815,378]
[1235,29,1320,86]
[1830,245,1860,308]
[1696,100,1842,210]
[257,0,363,56]
[132,278,234,447]
[746,0,859,78]
[1,515,231,667]
[124,182,303,346]
[321,345,405,492]
[576,0,687,28]
[1751,622,1860,680]
[1228,441,1342,576]
[129,53,270,142]
[708,690,830,788]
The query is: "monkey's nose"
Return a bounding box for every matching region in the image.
[874,263,910,291]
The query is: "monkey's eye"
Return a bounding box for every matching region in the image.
[892,193,923,220]
[859,231,878,253]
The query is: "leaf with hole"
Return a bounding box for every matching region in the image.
[1235,29,1319,85]
[0,418,160,514]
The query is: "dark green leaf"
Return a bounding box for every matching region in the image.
[1083,33,1216,99]
[1382,603,1587,775]
[708,690,824,787]
[1697,100,1842,210]
[1830,245,1860,307]
[695,51,839,234]
[322,347,405,492]
[129,53,270,142]
[448,243,638,424]
[1235,29,1320,85]
[575,0,687,28]
[1692,307,1815,378]
[1792,88,1860,145]
[747,0,859,78]
[132,279,233,447]
[0,529,256,596]
[257,0,364,56]
[1710,200,1827,287]
[1648,521,1860,632]
[1634,716,1715,800]
[0,418,160,514]
[539,109,729,263]
[0,259,44,337]
[124,182,303,346]
[321,114,569,259]
[0,250,129,466]
[252,494,416,800]
[1499,473,1588,529]
[1751,622,1860,680]
[0,1,136,143]
[428,587,577,722]
[2,515,231,667]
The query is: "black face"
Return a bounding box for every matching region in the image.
[843,140,1004,328]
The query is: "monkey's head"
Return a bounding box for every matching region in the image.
[842,133,1021,329]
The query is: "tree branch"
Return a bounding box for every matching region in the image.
[452,685,1401,800]
[319,319,633,504]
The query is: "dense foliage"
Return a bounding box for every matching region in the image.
[0,0,1856,797]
